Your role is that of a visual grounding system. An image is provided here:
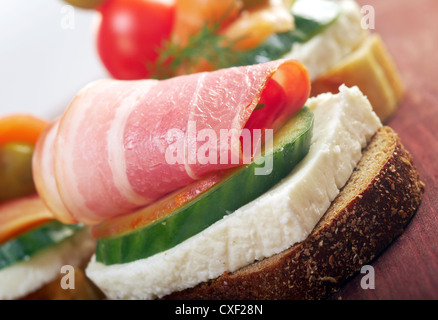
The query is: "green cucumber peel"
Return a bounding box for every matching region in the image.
[0,221,83,270]
[96,107,314,266]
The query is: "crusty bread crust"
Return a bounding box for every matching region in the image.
[164,126,425,300]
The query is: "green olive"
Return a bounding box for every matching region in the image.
[62,0,107,10]
[0,142,36,203]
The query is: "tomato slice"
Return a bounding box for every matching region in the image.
[97,0,176,80]
[0,114,48,147]
[0,195,54,245]
[245,61,310,135]
[244,77,287,133]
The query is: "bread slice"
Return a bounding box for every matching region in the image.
[164,126,425,300]
[310,34,405,123]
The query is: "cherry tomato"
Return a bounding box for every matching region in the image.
[96,0,176,80]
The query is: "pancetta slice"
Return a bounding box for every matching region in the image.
[33,59,310,225]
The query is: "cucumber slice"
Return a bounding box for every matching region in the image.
[0,221,83,270]
[96,107,314,265]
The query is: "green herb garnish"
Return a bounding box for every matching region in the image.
[151,1,340,79]
[152,22,244,79]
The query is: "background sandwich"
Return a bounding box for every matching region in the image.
[30,58,423,299]
[66,0,404,122]
[0,115,102,300]
[0,0,434,301]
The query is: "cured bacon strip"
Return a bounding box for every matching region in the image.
[32,121,72,224]
[33,59,309,225]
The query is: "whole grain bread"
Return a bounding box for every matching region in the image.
[164,126,425,300]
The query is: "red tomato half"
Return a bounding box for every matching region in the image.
[97,0,176,80]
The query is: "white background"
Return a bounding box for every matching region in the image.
[0,0,108,120]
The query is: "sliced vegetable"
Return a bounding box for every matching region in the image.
[0,114,48,147]
[0,220,83,270]
[95,107,314,265]
[92,169,233,240]
[0,195,54,245]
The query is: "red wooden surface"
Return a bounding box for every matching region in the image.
[329,0,438,300]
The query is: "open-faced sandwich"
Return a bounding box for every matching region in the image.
[1,0,422,300]
[31,59,424,300]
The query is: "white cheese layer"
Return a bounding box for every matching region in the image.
[0,228,95,300]
[285,0,369,80]
[86,86,382,300]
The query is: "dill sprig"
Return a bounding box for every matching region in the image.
[152,22,243,79]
